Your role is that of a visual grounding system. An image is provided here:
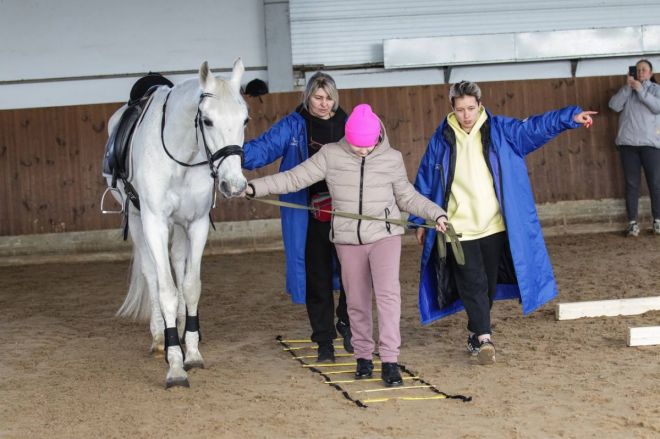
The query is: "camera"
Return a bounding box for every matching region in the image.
[628,65,637,80]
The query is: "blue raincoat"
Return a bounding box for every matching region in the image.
[411,106,582,324]
[243,111,342,304]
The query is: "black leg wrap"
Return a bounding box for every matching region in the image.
[163,327,182,364]
[184,312,202,343]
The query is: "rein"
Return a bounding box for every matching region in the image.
[251,197,465,265]
[160,89,244,179]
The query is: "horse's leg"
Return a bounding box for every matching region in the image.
[181,218,209,370]
[129,212,165,355]
[171,225,188,339]
[141,212,188,388]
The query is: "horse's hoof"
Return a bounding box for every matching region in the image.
[165,377,190,389]
[183,360,205,371]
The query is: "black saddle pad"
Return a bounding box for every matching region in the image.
[130,73,173,104]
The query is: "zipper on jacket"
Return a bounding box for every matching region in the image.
[480,121,507,226]
[357,157,365,244]
[442,124,457,210]
[494,152,507,225]
[384,207,391,233]
[331,207,335,240]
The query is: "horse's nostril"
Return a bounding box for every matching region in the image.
[220,180,231,194]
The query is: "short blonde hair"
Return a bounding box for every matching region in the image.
[303,72,339,111]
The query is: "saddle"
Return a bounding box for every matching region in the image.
[102,73,174,197]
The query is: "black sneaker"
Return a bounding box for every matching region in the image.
[316,343,335,363]
[381,362,403,387]
[477,339,496,365]
[467,334,480,355]
[336,320,354,353]
[354,358,374,379]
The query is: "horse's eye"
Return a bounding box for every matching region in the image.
[203,118,213,127]
[243,118,249,127]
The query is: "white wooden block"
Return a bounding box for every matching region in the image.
[628,326,660,346]
[555,296,660,321]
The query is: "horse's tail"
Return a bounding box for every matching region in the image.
[116,248,151,321]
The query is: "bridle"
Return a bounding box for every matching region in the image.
[160,89,244,180]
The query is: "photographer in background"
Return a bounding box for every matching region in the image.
[609,59,660,237]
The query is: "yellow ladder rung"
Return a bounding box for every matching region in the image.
[323,368,382,375]
[355,385,431,394]
[326,376,419,384]
[293,353,353,359]
[283,344,342,351]
[362,395,448,403]
[280,339,312,343]
[303,361,382,368]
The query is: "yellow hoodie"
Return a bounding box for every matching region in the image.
[446,108,505,241]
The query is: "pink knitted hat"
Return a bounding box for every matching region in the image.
[345,104,381,147]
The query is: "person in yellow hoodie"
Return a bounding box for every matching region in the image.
[411,81,596,365]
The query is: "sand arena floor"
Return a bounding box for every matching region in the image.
[1,232,659,438]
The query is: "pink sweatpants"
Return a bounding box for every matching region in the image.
[334,235,402,363]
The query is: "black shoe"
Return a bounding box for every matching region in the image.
[381,362,403,387]
[336,320,354,353]
[467,334,480,355]
[354,358,374,379]
[316,343,335,363]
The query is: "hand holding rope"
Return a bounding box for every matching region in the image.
[247,194,465,265]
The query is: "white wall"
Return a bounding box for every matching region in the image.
[2,0,660,109]
[290,0,660,88]
[0,0,268,109]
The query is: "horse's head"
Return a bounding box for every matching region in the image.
[197,59,249,198]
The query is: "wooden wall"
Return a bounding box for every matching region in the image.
[0,75,633,236]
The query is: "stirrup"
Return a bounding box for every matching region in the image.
[100,187,124,214]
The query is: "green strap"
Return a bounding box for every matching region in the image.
[251,197,465,265]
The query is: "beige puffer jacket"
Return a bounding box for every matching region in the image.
[250,127,446,245]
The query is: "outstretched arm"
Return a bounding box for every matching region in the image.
[246,148,328,197]
[572,110,597,128]
[243,117,295,170]
[504,106,595,156]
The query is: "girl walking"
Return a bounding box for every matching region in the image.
[246,104,447,386]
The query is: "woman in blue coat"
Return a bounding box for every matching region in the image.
[243,72,351,362]
[411,81,596,365]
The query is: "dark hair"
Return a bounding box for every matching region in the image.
[636,59,653,71]
[637,59,657,83]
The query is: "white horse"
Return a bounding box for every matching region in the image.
[106,60,248,388]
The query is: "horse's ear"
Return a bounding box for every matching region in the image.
[230,58,245,92]
[199,61,215,91]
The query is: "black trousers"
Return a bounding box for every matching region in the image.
[449,232,506,336]
[619,146,660,221]
[305,216,349,344]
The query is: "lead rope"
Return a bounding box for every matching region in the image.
[251,197,464,265]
